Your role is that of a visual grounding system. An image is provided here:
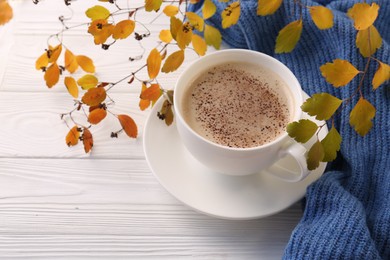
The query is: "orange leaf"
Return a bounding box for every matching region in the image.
[77,74,98,90]
[139,83,151,111]
[320,59,360,87]
[145,0,162,12]
[347,3,379,31]
[112,20,135,40]
[176,22,193,49]
[372,61,390,90]
[65,126,80,147]
[140,83,162,103]
[0,0,13,25]
[76,55,95,73]
[88,19,114,45]
[118,115,138,138]
[82,87,107,106]
[192,34,207,56]
[88,108,107,124]
[82,128,93,153]
[147,48,162,79]
[159,29,173,43]
[48,44,62,63]
[64,76,79,98]
[163,5,179,17]
[35,52,49,70]
[44,63,60,88]
[161,49,185,73]
[65,49,79,73]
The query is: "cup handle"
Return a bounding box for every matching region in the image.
[266,143,310,182]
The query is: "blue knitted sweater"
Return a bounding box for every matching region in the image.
[190,0,390,259]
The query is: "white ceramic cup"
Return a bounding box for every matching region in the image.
[174,49,309,182]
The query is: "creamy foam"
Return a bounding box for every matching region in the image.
[182,62,292,148]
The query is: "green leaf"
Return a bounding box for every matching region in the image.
[287,119,319,143]
[349,97,376,136]
[301,93,342,120]
[307,140,324,171]
[321,126,342,162]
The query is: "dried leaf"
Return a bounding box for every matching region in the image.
[204,24,222,49]
[145,0,162,12]
[287,119,318,143]
[65,126,80,147]
[88,108,107,124]
[347,3,379,31]
[159,99,174,126]
[161,49,185,73]
[118,114,138,138]
[170,16,182,40]
[309,6,334,30]
[112,19,135,40]
[44,63,60,88]
[349,97,376,136]
[77,74,99,90]
[257,0,282,16]
[301,93,342,120]
[275,19,303,53]
[82,128,93,153]
[320,59,360,87]
[306,140,324,171]
[82,87,107,106]
[192,34,207,56]
[163,5,179,17]
[64,76,79,98]
[159,29,173,43]
[356,25,382,58]
[86,5,110,21]
[147,48,162,79]
[321,126,342,162]
[221,1,240,29]
[202,0,216,19]
[176,22,193,50]
[0,0,13,25]
[76,55,95,73]
[35,52,49,70]
[140,83,162,103]
[65,49,79,73]
[48,44,62,63]
[186,12,204,32]
[372,61,390,89]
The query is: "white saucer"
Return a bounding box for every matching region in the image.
[143,93,328,220]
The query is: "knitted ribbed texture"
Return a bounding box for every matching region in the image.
[189,1,390,259]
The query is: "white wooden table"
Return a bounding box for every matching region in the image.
[0,1,303,258]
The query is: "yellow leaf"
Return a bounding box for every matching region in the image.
[35,52,49,70]
[82,128,93,153]
[82,87,107,106]
[202,0,216,19]
[221,1,240,29]
[176,22,193,50]
[112,20,135,40]
[44,63,60,88]
[163,5,179,17]
[88,19,114,45]
[65,49,79,73]
[77,74,98,90]
[159,29,173,43]
[204,24,222,49]
[347,3,379,31]
[170,16,183,40]
[118,114,138,138]
[309,6,334,30]
[147,48,162,79]
[65,126,80,147]
[372,61,390,90]
[186,12,204,32]
[356,25,382,58]
[219,0,229,2]
[320,59,360,87]
[349,97,376,136]
[145,0,162,12]
[86,5,110,21]
[48,44,62,63]
[275,19,303,53]
[76,55,95,73]
[162,50,185,73]
[64,76,79,98]
[88,108,107,125]
[0,0,13,25]
[192,34,207,56]
[257,0,282,16]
